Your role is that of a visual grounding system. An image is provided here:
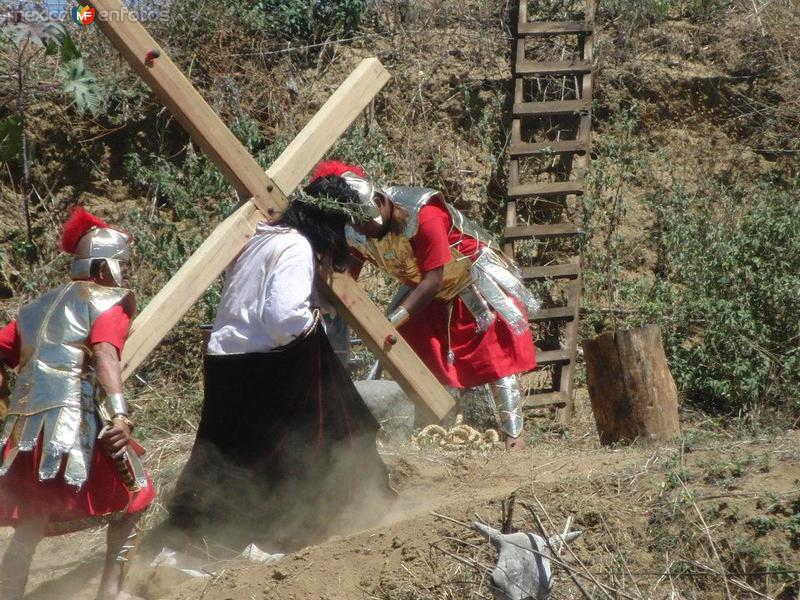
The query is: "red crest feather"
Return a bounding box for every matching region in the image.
[310,160,366,182]
[61,207,109,254]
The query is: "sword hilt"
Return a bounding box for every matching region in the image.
[96,405,142,493]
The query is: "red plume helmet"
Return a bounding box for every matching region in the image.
[62,207,131,286]
[61,207,109,254]
[310,160,366,182]
[308,160,386,227]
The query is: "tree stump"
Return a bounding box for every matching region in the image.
[583,324,680,445]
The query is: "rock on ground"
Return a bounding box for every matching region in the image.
[354,380,415,440]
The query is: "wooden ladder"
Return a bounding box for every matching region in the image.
[506,0,596,421]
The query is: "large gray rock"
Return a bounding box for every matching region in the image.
[355,380,415,441]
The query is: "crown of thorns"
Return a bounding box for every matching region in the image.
[290,188,376,223]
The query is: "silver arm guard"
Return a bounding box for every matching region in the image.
[492,375,524,438]
[388,306,410,328]
[102,392,129,418]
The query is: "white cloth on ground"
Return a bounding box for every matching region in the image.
[207,222,316,355]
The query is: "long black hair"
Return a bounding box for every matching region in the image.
[278,175,359,272]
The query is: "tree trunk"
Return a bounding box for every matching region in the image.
[583,324,680,445]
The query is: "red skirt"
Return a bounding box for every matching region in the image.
[398,296,537,388]
[0,438,156,536]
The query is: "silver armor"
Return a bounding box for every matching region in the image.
[387,306,410,327]
[491,375,524,438]
[0,281,135,488]
[453,378,525,438]
[341,171,384,225]
[102,392,129,418]
[70,226,131,287]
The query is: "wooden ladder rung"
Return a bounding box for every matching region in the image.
[504,223,580,240]
[510,140,588,156]
[504,10,594,425]
[534,349,570,364]
[508,180,584,198]
[529,306,576,321]
[514,99,590,116]
[518,21,591,36]
[520,263,580,280]
[516,60,592,75]
[524,391,567,408]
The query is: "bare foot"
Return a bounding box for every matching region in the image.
[505,436,526,452]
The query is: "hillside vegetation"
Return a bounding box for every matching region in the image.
[2,3,800,599]
[0,0,798,429]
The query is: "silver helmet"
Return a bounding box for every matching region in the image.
[70,227,131,287]
[341,171,386,226]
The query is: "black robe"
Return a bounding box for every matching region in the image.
[167,325,392,552]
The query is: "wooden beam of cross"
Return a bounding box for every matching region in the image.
[91,0,455,422]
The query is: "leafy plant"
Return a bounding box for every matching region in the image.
[1,19,101,115]
[583,107,800,417]
[0,16,103,264]
[643,178,800,413]
[787,506,800,549]
[59,58,102,114]
[582,104,650,320]
[748,515,777,536]
[0,115,22,162]
[330,125,396,182]
[245,0,367,45]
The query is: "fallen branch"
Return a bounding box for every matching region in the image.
[431,511,472,529]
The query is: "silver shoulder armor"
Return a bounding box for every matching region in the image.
[384,186,500,252]
[0,281,134,487]
[383,186,442,239]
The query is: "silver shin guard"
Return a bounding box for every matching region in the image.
[492,375,524,438]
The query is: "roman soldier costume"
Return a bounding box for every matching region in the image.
[347,186,538,337]
[0,208,154,535]
[310,161,538,439]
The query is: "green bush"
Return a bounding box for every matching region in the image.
[583,108,800,417]
[599,0,732,44]
[641,178,800,413]
[329,125,396,182]
[244,0,367,44]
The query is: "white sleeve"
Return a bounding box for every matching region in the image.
[261,237,316,347]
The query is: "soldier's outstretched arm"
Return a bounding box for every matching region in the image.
[388,267,444,327]
[93,342,132,460]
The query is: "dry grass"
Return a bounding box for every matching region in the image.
[365,420,800,600]
[138,432,196,530]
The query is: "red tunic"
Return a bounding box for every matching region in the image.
[359,199,537,388]
[0,303,156,535]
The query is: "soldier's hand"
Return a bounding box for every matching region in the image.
[99,418,132,459]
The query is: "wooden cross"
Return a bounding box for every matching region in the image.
[90,0,454,422]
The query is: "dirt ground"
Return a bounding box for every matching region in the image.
[4,392,799,600]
